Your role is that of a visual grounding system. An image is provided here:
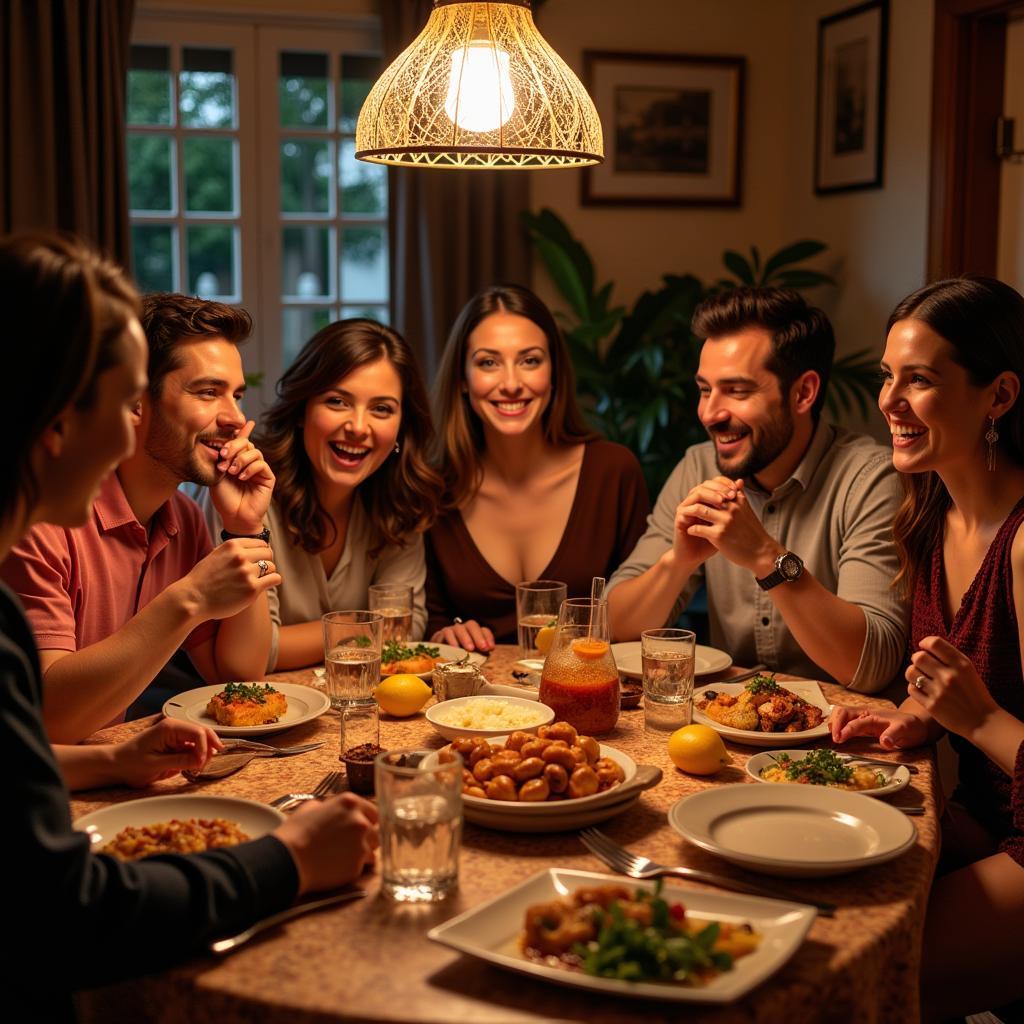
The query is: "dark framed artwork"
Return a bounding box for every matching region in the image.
[814,0,889,194]
[581,51,745,207]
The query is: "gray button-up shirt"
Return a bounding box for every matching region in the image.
[607,421,908,692]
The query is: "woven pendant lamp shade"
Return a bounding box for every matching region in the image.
[355,0,603,169]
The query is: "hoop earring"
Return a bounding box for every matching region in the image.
[393,442,400,455]
[986,416,999,472]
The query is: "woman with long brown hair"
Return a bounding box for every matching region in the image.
[830,277,1024,1020]
[205,319,443,669]
[427,284,649,650]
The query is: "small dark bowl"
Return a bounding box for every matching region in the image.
[620,681,643,710]
[342,743,384,795]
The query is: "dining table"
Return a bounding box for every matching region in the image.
[73,647,940,1024]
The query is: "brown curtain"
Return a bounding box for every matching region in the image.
[381,0,531,380]
[0,0,135,262]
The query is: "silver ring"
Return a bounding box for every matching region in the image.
[453,617,464,625]
[257,559,270,578]
[913,675,926,691]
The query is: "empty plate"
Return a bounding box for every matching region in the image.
[611,642,732,679]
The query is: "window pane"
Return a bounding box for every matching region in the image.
[281,139,332,214]
[128,46,172,126]
[184,136,236,213]
[132,224,176,293]
[282,307,333,367]
[280,52,329,128]
[187,225,237,297]
[340,55,380,133]
[282,226,333,299]
[339,138,386,215]
[180,48,235,128]
[341,226,387,302]
[341,305,389,325]
[127,133,173,212]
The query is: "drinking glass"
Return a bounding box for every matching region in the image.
[641,628,696,733]
[538,597,620,735]
[515,580,567,661]
[368,583,414,644]
[375,750,463,903]
[322,611,383,709]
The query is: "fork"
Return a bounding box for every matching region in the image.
[270,771,344,811]
[839,753,920,775]
[579,828,837,917]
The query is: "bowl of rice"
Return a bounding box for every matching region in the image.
[425,695,555,741]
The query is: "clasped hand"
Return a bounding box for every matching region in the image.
[211,419,275,535]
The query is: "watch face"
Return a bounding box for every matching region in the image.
[779,553,803,580]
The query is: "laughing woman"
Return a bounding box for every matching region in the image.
[830,277,1024,1022]
[204,320,443,670]
[427,285,649,650]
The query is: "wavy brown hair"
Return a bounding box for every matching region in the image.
[432,284,595,508]
[888,277,1024,598]
[256,319,443,558]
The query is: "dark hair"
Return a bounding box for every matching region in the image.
[139,293,252,396]
[432,284,595,507]
[692,287,835,421]
[888,276,1024,597]
[256,319,443,557]
[0,232,140,526]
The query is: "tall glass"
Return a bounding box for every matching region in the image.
[368,583,414,644]
[539,597,620,734]
[376,750,463,903]
[322,611,383,709]
[515,580,567,661]
[641,628,696,733]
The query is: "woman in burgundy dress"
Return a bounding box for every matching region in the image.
[427,285,648,650]
[831,277,1024,1020]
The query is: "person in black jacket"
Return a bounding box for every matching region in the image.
[0,233,378,1019]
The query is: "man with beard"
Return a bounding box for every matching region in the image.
[607,288,906,692]
[1,294,280,741]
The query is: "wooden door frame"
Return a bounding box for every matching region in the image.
[928,0,1022,278]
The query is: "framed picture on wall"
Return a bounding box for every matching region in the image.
[581,51,745,207]
[814,0,889,194]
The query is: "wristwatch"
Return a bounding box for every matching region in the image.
[221,526,271,543]
[755,551,804,591]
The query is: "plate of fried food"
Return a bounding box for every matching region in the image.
[693,675,832,747]
[428,868,815,1002]
[745,748,911,797]
[380,640,487,679]
[75,794,284,858]
[163,681,331,737]
[423,721,661,832]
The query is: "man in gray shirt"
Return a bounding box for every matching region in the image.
[607,288,907,693]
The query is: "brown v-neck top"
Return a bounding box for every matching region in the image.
[425,440,649,642]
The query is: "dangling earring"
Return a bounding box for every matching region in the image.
[986,416,999,471]
[393,442,400,455]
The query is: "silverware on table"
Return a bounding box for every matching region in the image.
[224,739,325,756]
[270,770,344,811]
[210,889,367,954]
[579,827,837,917]
[839,753,919,775]
[183,741,324,782]
[721,664,769,684]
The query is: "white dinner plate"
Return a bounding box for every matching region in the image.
[745,750,911,798]
[668,784,916,877]
[692,679,832,748]
[75,794,284,849]
[428,868,815,1002]
[162,682,331,737]
[611,642,732,679]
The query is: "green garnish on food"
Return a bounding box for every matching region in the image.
[221,681,278,705]
[382,640,441,663]
[768,749,854,785]
[745,674,780,695]
[573,882,734,983]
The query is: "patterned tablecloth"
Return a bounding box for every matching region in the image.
[74,648,939,1024]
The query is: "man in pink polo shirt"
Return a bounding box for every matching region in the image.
[1,293,282,742]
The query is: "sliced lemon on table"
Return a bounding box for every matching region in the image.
[535,624,557,655]
[571,638,610,660]
[667,724,731,775]
[373,674,432,717]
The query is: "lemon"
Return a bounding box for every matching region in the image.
[535,625,556,655]
[374,674,432,717]
[667,724,731,775]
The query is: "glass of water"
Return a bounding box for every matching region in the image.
[375,750,463,903]
[368,583,414,643]
[322,610,383,709]
[641,628,696,733]
[515,580,566,660]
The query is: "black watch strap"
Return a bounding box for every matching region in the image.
[221,527,270,543]
[756,568,787,591]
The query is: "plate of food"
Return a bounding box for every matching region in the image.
[745,748,911,798]
[425,695,555,741]
[380,640,487,679]
[693,675,831,747]
[668,784,916,876]
[75,794,284,858]
[428,868,815,1002]
[162,681,331,737]
[611,642,732,679]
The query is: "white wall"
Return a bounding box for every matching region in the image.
[998,16,1024,292]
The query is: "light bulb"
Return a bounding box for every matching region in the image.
[444,40,515,133]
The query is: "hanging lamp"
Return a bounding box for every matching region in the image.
[355,0,603,169]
